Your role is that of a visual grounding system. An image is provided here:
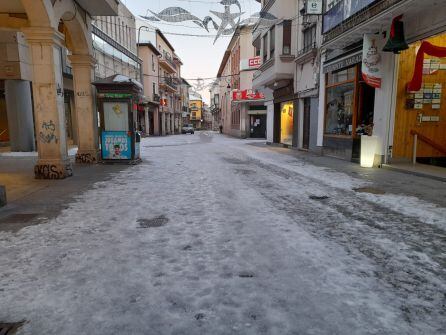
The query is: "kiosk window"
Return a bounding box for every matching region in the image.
[104,102,129,131]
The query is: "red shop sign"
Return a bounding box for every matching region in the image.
[232,89,265,101]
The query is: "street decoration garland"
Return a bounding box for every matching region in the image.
[407,41,446,92]
[142,0,278,44]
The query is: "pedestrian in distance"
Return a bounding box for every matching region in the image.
[219,125,223,134]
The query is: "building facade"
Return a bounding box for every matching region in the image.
[180,79,192,126]
[209,80,221,130]
[252,0,298,145]
[218,24,266,139]
[156,30,182,136]
[319,0,446,171]
[0,0,119,178]
[138,42,161,136]
[189,95,203,129]
[294,0,323,152]
[92,4,141,83]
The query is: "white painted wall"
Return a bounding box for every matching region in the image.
[266,100,274,143]
[317,53,326,147]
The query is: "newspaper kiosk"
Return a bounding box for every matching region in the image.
[93,75,142,163]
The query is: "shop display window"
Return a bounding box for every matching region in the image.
[280,102,294,145]
[325,65,358,136]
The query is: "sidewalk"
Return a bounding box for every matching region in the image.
[0,156,130,230]
[249,142,446,208]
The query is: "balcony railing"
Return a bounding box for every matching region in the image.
[297,42,317,57]
[162,51,177,69]
[161,77,178,91]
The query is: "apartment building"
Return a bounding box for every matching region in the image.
[209,80,221,130]
[138,41,161,136]
[252,0,298,145]
[180,79,192,126]
[157,30,181,136]
[218,24,266,138]
[189,95,203,129]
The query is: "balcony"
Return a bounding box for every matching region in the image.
[295,42,318,65]
[252,21,295,89]
[159,51,177,74]
[159,77,178,93]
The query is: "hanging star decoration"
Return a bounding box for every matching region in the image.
[209,0,244,43]
[141,0,278,43]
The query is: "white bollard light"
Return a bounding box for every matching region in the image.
[360,135,379,168]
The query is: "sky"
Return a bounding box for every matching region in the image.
[120,0,261,103]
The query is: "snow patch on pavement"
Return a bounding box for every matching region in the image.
[359,193,446,229]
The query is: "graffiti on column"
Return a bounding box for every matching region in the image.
[39,120,58,144]
[34,163,72,179]
[76,153,97,164]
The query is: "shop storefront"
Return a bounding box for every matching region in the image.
[248,106,267,138]
[322,51,376,161]
[392,32,446,167]
[280,101,294,146]
[232,89,266,138]
[272,81,297,147]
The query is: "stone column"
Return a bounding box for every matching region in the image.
[68,54,99,164]
[166,113,171,134]
[153,109,160,136]
[23,27,72,179]
[144,107,150,136]
[4,80,35,152]
[161,112,166,136]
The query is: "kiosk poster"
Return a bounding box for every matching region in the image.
[102,131,132,160]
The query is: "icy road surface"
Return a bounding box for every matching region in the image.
[1,133,445,334]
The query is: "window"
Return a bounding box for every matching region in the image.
[152,55,155,72]
[153,82,156,96]
[269,26,275,59]
[303,25,317,53]
[325,65,358,136]
[282,20,291,55]
[263,34,268,62]
[255,47,260,57]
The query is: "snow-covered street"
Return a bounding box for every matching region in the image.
[1,133,445,334]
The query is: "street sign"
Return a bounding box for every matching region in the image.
[240,57,262,71]
[306,0,323,15]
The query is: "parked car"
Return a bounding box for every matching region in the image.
[182,124,195,134]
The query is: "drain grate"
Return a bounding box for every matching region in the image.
[137,215,168,228]
[309,195,329,200]
[354,187,386,195]
[0,321,25,335]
